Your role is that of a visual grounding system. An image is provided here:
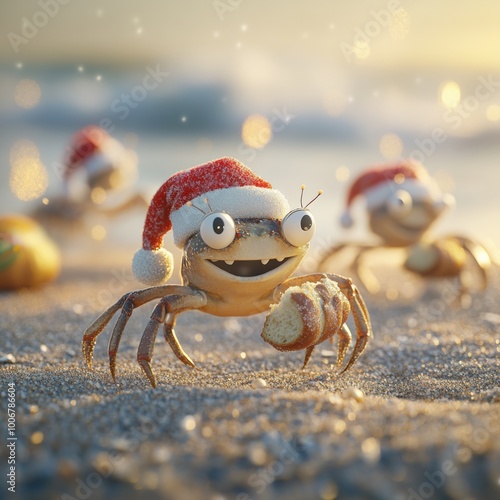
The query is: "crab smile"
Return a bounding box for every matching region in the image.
[208,257,291,277]
[397,221,428,232]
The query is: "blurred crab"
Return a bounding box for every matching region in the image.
[82,158,372,387]
[318,161,494,303]
[32,125,147,227]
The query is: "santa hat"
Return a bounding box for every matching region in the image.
[63,126,108,181]
[340,161,450,228]
[63,126,130,185]
[132,157,290,285]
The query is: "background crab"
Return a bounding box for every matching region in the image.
[82,157,372,387]
[318,161,495,304]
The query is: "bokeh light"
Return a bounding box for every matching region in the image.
[389,9,411,41]
[9,139,39,164]
[90,225,106,241]
[440,81,461,109]
[241,114,272,149]
[379,133,403,159]
[335,166,350,182]
[30,431,44,445]
[9,140,48,201]
[386,288,399,301]
[14,79,41,109]
[394,172,406,184]
[486,104,500,122]
[90,187,107,204]
[353,41,370,60]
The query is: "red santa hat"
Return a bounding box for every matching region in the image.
[132,157,290,285]
[63,126,108,181]
[63,125,131,186]
[340,161,450,228]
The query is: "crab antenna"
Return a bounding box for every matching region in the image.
[187,201,206,214]
[204,197,214,212]
[304,190,323,209]
[300,184,306,208]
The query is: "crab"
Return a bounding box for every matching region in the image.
[318,161,494,303]
[82,158,372,387]
[32,125,147,228]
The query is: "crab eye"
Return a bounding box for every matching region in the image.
[281,209,316,247]
[387,190,413,218]
[200,212,236,249]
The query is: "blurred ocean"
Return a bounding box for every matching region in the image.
[1,65,500,253]
[1,126,499,249]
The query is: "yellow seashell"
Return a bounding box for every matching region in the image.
[0,215,61,290]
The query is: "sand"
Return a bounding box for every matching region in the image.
[1,248,499,500]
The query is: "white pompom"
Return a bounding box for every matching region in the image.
[340,210,354,228]
[132,248,173,286]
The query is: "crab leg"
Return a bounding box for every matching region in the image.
[164,311,198,368]
[137,291,207,388]
[82,285,189,369]
[304,324,352,370]
[458,236,491,290]
[330,274,371,373]
[317,243,382,294]
[336,323,352,368]
[302,345,315,369]
[351,246,383,294]
[82,295,127,369]
[316,242,354,270]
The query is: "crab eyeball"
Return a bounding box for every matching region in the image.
[200,212,236,249]
[387,190,413,218]
[282,209,316,247]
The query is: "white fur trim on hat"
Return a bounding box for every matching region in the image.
[364,179,441,211]
[132,248,173,285]
[170,185,290,247]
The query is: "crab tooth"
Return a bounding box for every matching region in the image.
[261,259,270,265]
[225,260,234,265]
[277,257,285,262]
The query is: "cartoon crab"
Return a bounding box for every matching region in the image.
[33,125,146,225]
[82,157,372,387]
[318,161,493,301]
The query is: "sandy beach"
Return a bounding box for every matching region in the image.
[3,0,500,497]
[0,244,499,500]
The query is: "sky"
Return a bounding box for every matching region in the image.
[3,0,500,138]
[1,0,500,70]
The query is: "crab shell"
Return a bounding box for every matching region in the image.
[261,278,350,352]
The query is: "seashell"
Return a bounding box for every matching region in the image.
[0,215,61,290]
